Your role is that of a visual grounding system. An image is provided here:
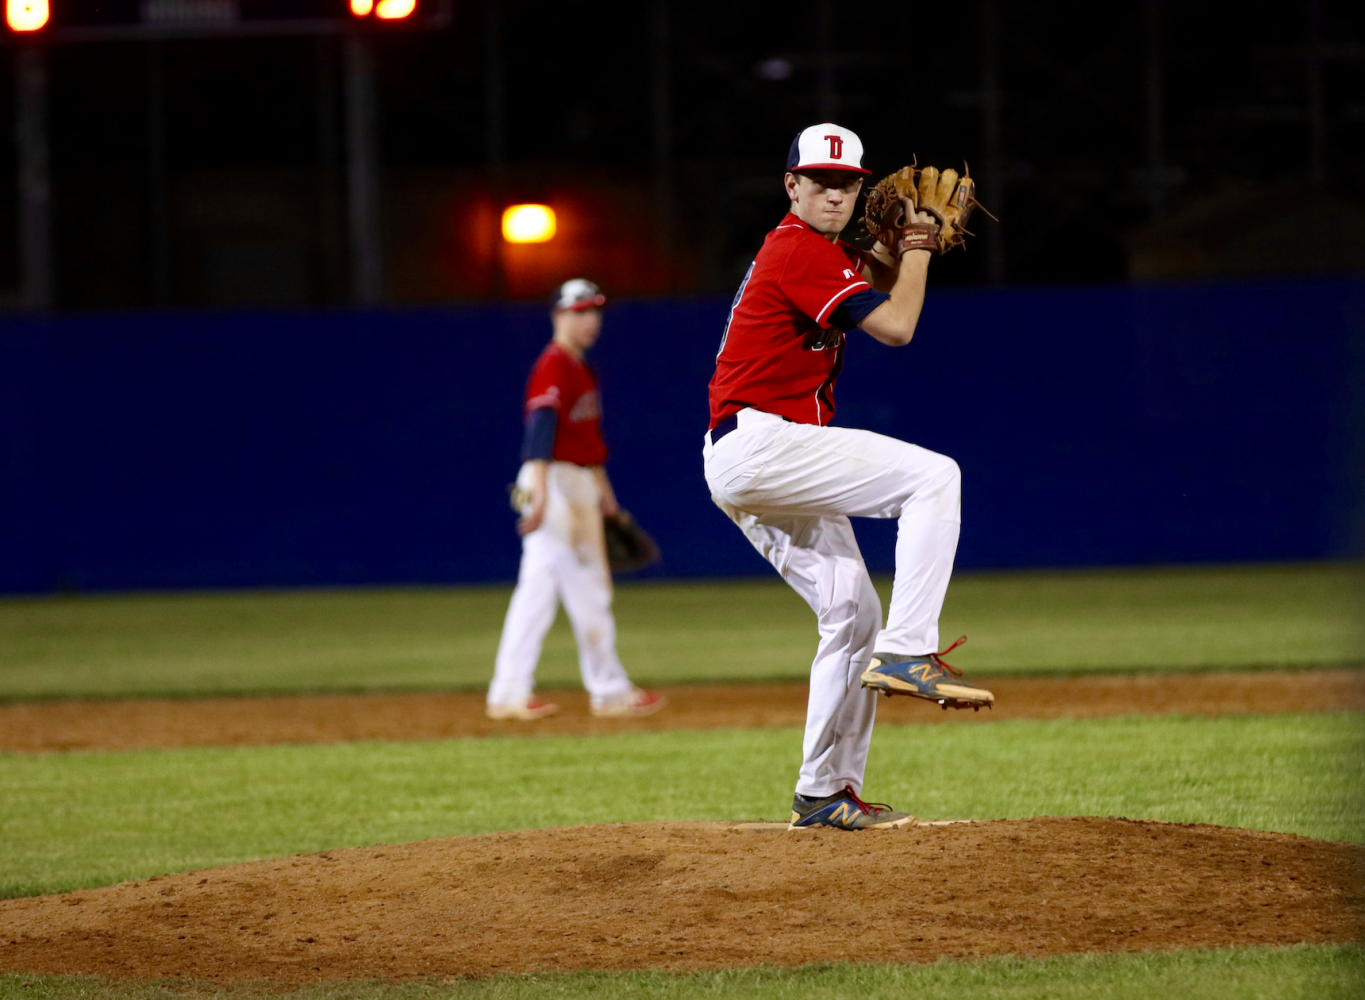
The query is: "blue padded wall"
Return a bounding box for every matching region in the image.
[1,276,1361,593]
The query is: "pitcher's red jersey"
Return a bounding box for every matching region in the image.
[525,343,608,466]
[708,213,871,428]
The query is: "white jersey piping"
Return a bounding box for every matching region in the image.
[815,280,871,325]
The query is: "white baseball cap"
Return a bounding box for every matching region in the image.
[552,278,608,311]
[786,123,870,175]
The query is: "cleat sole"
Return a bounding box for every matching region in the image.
[865,812,918,829]
[861,672,994,707]
[485,701,560,721]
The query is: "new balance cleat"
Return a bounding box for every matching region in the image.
[860,636,994,710]
[486,697,559,721]
[788,785,915,831]
[590,687,667,718]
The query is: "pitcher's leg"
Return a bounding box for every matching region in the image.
[558,550,634,705]
[488,532,561,707]
[791,546,882,797]
[714,496,881,798]
[712,421,962,658]
[818,569,883,793]
[876,453,961,654]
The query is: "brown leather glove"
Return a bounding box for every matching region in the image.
[603,510,662,573]
[864,163,990,255]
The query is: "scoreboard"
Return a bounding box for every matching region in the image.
[3,0,452,39]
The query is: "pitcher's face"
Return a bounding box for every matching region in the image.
[785,170,864,237]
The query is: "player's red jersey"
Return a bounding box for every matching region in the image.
[524,342,609,466]
[708,212,871,427]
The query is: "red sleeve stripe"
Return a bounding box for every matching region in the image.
[815,280,872,325]
[526,393,562,410]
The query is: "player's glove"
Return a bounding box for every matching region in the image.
[603,510,662,574]
[863,166,934,256]
[863,163,989,256]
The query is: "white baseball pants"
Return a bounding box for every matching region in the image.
[488,461,635,709]
[702,407,961,798]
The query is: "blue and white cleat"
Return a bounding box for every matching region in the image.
[788,785,915,831]
[859,636,994,711]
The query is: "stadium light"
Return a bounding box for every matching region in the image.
[6,0,48,32]
[502,205,557,244]
[352,0,416,19]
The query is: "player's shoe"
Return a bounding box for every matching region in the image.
[859,636,994,710]
[788,786,915,831]
[590,688,667,718]
[485,697,559,721]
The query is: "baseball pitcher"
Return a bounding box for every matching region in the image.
[703,124,993,829]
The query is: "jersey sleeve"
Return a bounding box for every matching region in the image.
[778,238,874,327]
[524,353,568,412]
[520,407,558,461]
[829,288,891,332]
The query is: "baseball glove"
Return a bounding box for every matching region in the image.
[863,164,988,256]
[603,510,662,574]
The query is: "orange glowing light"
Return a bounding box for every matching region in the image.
[376,0,416,18]
[350,0,375,15]
[6,0,48,31]
[502,205,557,244]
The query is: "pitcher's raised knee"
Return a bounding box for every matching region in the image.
[910,451,960,520]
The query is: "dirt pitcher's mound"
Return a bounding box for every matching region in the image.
[2,818,1361,983]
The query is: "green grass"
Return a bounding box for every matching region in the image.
[2,945,1362,999]
[0,562,1360,701]
[4,567,1360,998]
[2,712,1360,899]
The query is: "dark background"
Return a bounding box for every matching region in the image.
[0,1,1362,593]
[0,0,1361,309]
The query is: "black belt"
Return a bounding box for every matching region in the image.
[708,413,740,446]
[709,411,793,445]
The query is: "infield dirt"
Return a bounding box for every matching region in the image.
[4,668,1363,753]
[1,817,1361,983]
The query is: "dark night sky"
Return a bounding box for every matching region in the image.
[1,0,1361,309]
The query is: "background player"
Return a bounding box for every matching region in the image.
[703,124,993,829]
[487,279,666,721]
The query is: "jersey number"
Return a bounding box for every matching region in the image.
[716,261,755,359]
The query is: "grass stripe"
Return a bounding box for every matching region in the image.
[2,713,1360,898]
[1,563,1361,701]
[2,945,1362,999]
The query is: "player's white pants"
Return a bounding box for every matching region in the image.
[702,407,961,798]
[488,461,635,709]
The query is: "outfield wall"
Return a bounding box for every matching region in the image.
[1,276,1361,593]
